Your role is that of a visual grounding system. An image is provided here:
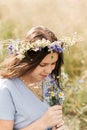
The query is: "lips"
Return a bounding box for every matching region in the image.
[40,74,48,78]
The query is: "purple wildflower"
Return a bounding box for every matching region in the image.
[45,92,50,97]
[50,46,55,50]
[50,79,55,84]
[49,44,63,53]
[8,44,13,54]
[38,46,42,51]
[77,79,84,84]
[54,45,63,53]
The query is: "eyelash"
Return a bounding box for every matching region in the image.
[39,64,46,67]
[39,63,56,67]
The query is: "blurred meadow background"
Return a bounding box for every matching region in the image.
[0,0,87,129]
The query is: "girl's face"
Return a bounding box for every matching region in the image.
[29,52,58,82]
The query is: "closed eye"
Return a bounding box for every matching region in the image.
[52,62,56,65]
[39,64,47,67]
[39,62,56,67]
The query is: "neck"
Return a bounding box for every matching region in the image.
[20,72,43,101]
[20,72,39,85]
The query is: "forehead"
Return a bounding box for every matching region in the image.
[41,52,58,63]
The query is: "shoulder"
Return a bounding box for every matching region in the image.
[0,78,19,92]
[0,79,16,120]
[0,78,10,88]
[0,78,13,94]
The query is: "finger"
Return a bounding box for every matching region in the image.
[47,109,62,117]
[56,121,64,128]
[55,119,63,126]
[51,105,62,110]
[52,127,56,130]
[56,114,62,121]
[49,109,62,116]
[53,110,62,115]
[56,125,65,130]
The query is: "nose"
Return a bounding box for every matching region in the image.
[45,65,52,74]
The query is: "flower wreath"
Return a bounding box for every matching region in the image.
[7,32,80,60]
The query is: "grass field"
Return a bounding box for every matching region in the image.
[0,0,87,129]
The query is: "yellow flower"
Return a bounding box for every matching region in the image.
[58,92,64,98]
[50,91,55,97]
[46,80,49,84]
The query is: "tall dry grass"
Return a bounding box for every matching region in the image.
[0,0,87,129]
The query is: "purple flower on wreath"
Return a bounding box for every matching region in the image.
[38,46,42,51]
[54,45,63,53]
[52,45,63,53]
[8,44,13,54]
[49,41,63,53]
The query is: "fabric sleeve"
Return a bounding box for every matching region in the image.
[0,86,15,120]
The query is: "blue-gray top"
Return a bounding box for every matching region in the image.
[0,77,52,130]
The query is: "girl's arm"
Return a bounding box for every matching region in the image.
[0,105,63,130]
[0,120,14,130]
[20,105,63,130]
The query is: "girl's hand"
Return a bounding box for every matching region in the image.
[20,105,63,130]
[40,105,63,129]
[56,124,65,130]
[52,120,65,130]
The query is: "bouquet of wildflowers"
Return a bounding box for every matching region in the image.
[44,75,65,106]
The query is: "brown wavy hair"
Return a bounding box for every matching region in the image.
[0,25,64,82]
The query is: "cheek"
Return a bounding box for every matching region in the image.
[52,65,56,70]
[33,67,44,75]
